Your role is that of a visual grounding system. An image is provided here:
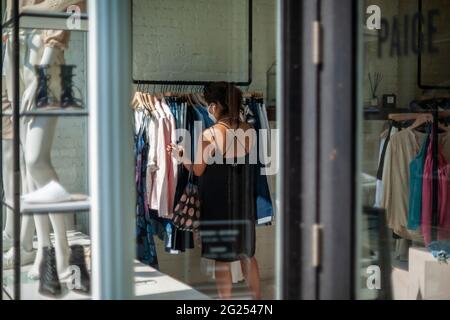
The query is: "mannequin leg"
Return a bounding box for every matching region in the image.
[25,117,70,279]
[3,140,14,238]
[2,141,35,252]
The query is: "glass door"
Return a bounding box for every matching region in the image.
[356,0,450,300]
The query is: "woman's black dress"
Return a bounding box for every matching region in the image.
[199,154,256,262]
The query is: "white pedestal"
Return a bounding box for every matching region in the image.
[408,247,450,300]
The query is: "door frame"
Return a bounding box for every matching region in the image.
[278,0,357,300]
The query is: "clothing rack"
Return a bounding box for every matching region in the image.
[134,84,264,98]
[132,0,253,87]
[388,110,450,242]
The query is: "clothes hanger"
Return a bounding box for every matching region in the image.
[134,91,147,111]
[131,91,140,110]
[196,92,208,108]
[438,119,450,132]
[190,89,201,106]
[143,92,153,112]
[131,82,143,109]
[409,114,433,131]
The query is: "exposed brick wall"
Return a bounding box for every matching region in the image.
[133,0,276,92]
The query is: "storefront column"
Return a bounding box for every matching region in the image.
[88,0,135,300]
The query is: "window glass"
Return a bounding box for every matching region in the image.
[358,0,450,300]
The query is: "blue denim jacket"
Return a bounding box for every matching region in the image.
[248,100,274,225]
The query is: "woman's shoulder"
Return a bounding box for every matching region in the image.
[215,121,254,131]
[203,122,255,141]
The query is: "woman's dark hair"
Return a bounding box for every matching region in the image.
[203,82,242,124]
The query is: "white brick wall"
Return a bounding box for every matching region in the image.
[133,0,276,92]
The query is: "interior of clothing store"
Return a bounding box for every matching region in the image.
[359,0,450,300]
[1,0,278,300]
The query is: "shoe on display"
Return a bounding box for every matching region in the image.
[35,65,59,109]
[39,247,62,297]
[21,180,87,204]
[60,65,83,109]
[3,246,36,270]
[68,245,90,294]
[2,232,13,252]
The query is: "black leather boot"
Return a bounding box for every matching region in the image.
[35,65,57,109]
[69,245,90,294]
[60,65,82,109]
[39,246,62,297]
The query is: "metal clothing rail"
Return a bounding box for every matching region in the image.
[132,0,253,87]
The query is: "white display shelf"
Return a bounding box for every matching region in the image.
[2,231,210,300]
[3,199,90,214]
[21,199,90,214]
[2,110,89,117]
[3,12,88,32]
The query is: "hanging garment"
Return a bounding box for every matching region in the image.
[382,128,428,240]
[421,135,449,245]
[161,98,179,216]
[407,133,430,230]
[148,210,178,254]
[257,103,272,163]
[374,139,387,209]
[374,126,398,208]
[171,103,196,252]
[135,119,159,268]
[146,110,159,207]
[149,99,177,218]
[247,98,274,225]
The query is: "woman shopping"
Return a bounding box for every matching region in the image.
[167,82,261,300]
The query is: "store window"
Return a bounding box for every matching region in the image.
[358,0,450,300]
[1,0,279,300]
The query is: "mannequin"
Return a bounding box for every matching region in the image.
[22,39,70,279]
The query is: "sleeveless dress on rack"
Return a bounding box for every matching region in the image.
[198,128,256,262]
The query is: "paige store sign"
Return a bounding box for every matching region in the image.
[366,5,440,58]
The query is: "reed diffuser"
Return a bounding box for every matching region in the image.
[369,72,383,107]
